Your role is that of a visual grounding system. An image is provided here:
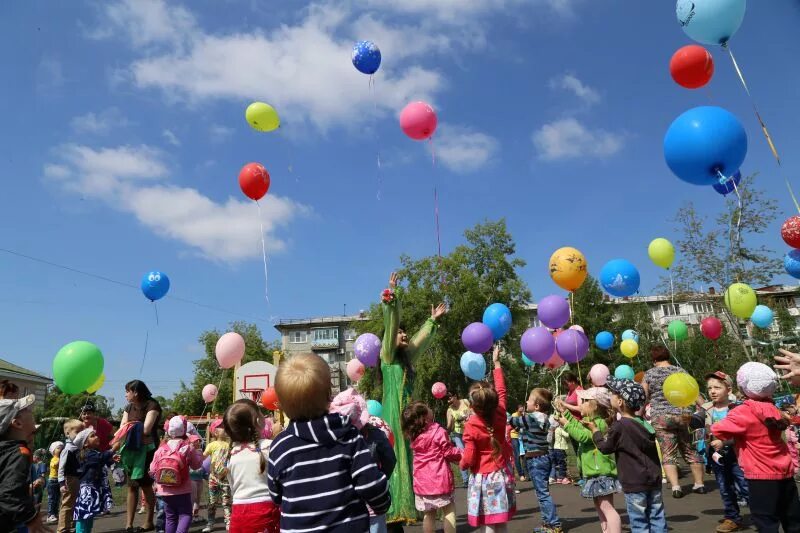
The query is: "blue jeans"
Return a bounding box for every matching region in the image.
[369,514,388,533]
[155,496,166,530]
[527,455,561,527]
[549,449,567,480]
[624,490,667,533]
[451,433,469,486]
[511,438,523,477]
[47,479,60,516]
[710,449,748,521]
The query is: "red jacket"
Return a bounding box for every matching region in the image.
[711,399,793,480]
[410,422,461,496]
[459,367,511,474]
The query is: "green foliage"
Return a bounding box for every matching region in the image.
[776,304,797,336]
[33,389,113,450]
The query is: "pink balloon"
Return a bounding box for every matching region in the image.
[589,364,610,387]
[545,352,565,369]
[399,101,437,141]
[202,384,218,403]
[432,382,447,399]
[216,332,245,369]
[346,358,365,383]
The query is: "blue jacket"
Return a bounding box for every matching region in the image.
[510,412,550,454]
[77,449,116,488]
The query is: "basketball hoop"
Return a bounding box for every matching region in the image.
[240,388,263,404]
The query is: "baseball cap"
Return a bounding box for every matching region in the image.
[704,371,734,389]
[0,395,36,435]
[576,387,611,408]
[81,401,96,414]
[605,377,646,411]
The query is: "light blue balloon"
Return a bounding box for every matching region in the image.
[600,259,641,297]
[460,351,486,381]
[521,354,534,367]
[785,250,800,279]
[595,331,614,351]
[614,365,636,381]
[621,330,640,344]
[751,305,774,329]
[676,0,746,46]
[366,400,382,418]
[483,303,512,341]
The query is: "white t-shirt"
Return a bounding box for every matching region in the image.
[228,439,272,504]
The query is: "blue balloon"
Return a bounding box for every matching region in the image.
[621,329,640,343]
[352,41,381,75]
[664,106,748,186]
[614,364,636,381]
[483,303,512,341]
[600,259,641,298]
[712,170,742,196]
[366,400,382,418]
[751,305,774,329]
[676,0,746,46]
[141,271,170,302]
[460,351,486,381]
[786,250,800,279]
[595,331,614,351]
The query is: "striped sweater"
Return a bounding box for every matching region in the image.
[267,413,391,533]
[510,411,550,454]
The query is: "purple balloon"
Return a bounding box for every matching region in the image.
[354,333,381,367]
[555,329,589,364]
[520,327,555,364]
[202,457,211,475]
[461,322,494,354]
[537,295,571,329]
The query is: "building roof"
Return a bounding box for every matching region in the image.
[0,358,52,383]
[274,314,368,332]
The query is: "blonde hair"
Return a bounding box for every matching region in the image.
[63,419,84,439]
[581,399,614,428]
[530,388,553,414]
[275,354,331,420]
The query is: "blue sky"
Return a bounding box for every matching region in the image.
[2,1,800,408]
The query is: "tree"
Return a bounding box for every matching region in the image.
[34,389,114,450]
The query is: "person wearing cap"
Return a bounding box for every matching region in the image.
[589,377,667,533]
[46,441,64,523]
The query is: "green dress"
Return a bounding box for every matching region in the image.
[381,297,438,524]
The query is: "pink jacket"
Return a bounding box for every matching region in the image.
[410,422,461,496]
[787,426,799,475]
[150,438,204,496]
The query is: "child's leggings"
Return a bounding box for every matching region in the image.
[75,518,93,533]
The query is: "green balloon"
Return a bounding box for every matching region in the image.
[667,320,689,342]
[53,341,104,395]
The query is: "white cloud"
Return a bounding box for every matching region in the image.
[88,0,196,49]
[209,124,234,143]
[162,129,181,146]
[71,108,128,134]
[36,57,65,95]
[532,118,623,161]
[550,74,600,105]
[45,144,308,261]
[435,126,499,173]
[365,0,578,22]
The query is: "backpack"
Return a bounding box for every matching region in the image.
[152,440,189,487]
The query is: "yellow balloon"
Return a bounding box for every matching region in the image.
[86,373,105,394]
[663,372,699,408]
[549,247,588,292]
[648,238,675,269]
[620,339,639,358]
[724,282,757,319]
[245,102,280,132]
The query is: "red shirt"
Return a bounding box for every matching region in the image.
[566,385,584,420]
[460,367,512,474]
[85,418,113,452]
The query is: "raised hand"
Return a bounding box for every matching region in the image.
[431,302,447,321]
[389,272,398,289]
[492,345,501,366]
[775,349,800,385]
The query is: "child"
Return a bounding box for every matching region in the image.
[267,353,390,533]
[47,441,64,523]
[711,362,800,531]
[31,448,48,511]
[59,419,85,533]
[557,387,622,533]
[511,388,561,533]
[150,416,203,533]
[462,346,517,533]
[72,428,116,533]
[402,401,461,533]
[590,377,666,533]
[0,394,48,533]
[223,399,279,533]
[547,415,570,485]
[188,437,205,523]
[203,419,231,533]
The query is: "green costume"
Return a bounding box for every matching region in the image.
[381,296,438,524]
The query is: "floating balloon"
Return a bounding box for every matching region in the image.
[544,352,565,369]
[483,303,512,340]
[667,320,689,341]
[589,364,610,387]
[354,333,381,367]
[648,238,675,269]
[460,351,486,380]
[664,106,748,186]
[621,330,639,343]
[785,250,800,279]
[620,339,639,359]
[663,372,700,408]
[245,102,280,132]
[569,325,584,333]
[431,382,447,399]
[670,44,714,89]
[724,282,757,319]
[366,400,383,417]
[595,331,614,351]
[537,295,571,329]
[751,305,774,329]
[346,358,365,383]
[261,387,279,410]
[399,101,437,141]
[352,40,381,75]
[522,354,535,367]
[141,271,170,302]
[53,341,104,395]
[215,332,246,369]
[713,170,741,195]
[600,259,640,297]
[781,216,800,249]
[700,317,723,340]
[555,329,589,364]
[614,365,635,381]
[676,0,746,46]
[549,247,588,291]
[462,322,494,354]
[86,373,105,394]
[521,327,556,364]
[238,162,271,201]
[202,384,218,403]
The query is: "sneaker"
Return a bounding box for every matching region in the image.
[520,475,526,482]
[716,518,742,532]
[737,499,748,508]
[46,516,58,524]
[515,489,521,494]
[534,526,564,533]
[662,478,668,484]
[548,478,556,485]
[559,478,572,485]
[693,485,707,494]
[672,488,684,499]
[137,506,145,514]
[202,526,213,533]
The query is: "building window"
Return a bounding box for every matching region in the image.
[344,329,356,341]
[691,302,712,314]
[313,328,339,341]
[346,350,354,360]
[661,303,680,316]
[530,316,541,327]
[290,331,307,343]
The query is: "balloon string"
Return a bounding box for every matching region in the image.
[720,169,744,284]
[370,75,382,201]
[255,201,270,306]
[138,330,149,378]
[153,302,159,326]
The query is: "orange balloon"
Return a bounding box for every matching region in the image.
[549,247,588,291]
[634,371,645,383]
[261,387,279,410]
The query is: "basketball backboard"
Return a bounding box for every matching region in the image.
[234,360,278,401]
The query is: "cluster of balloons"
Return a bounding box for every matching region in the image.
[520,325,588,367]
[53,341,105,395]
[461,303,512,356]
[782,216,800,279]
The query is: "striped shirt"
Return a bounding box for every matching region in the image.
[510,411,550,454]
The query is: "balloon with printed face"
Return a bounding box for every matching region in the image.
[600,259,640,297]
[238,162,271,201]
[141,271,170,302]
[595,331,614,351]
[400,101,437,140]
[483,303,512,340]
[202,384,218,403]
[670,44,714,89]
[245,102,280,132]
[676,0,747,46]
[352,40,381,75]
[549,247,588,291]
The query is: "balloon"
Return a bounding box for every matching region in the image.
[724,282,757,319]
[781,216,800,248]
[544,352,565,370]
[537,295,571,329]
[460,351,486,381]
[621,330,639,343]
[589,364,610,387]
[667,320,689,341]
[676,0,747,46]
[261,387,279,410]
[664,106,748,186]
[521,327,556,364]
[549,247,588,291]
[352,40,381,75]
[555,329,589,364]
[53,341,104,395]
[215,332,245,369]
[663,372,700,408]
[620,339,639,359]
[202,384,218,403]
[461,322,494,354]
[712,170,741,195]
[431,382,447,399]
[595,331,614,351]
[245,102,280,132]
[483,303,512,340]
[785,250,800,279]
[614,365,635,381]
[367,400,383,417]
[202,457,211,474]
[600,259,640,297]
[648,238,675,269]
[346,358,365,383]
[522,354,534,367]
[238,162,271,201]
[670,44,714,89]
[569,325,584,333]
[751,305,774,329]
[86,373,105,394]
[700,317,723,340]
[354,333,381,367]
[141,271,170,302]
[634,371,645,383]
[399,101,437,141]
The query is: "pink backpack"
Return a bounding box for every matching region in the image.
[151,440,189,487]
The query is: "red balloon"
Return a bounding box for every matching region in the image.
[239,163,271,201]
[399,101,437,141]
[670,45,714,89]
[545,352,565,369]
[782,216,800,248]
[260,386,279,410]
[700,316,723,340]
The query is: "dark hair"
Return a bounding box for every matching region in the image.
[468,380,500,460]
[651,346,671,363]
[223,400,266,473]
[125,380,153,401]
[563,372,579,385]
[401,401,431,441]
[0,380,19,399]
[375,325,415,390]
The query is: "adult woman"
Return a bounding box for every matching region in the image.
[380,272,446,524]
[120,379,162,532]
[642,346,705,499]
[446,392,471,488]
